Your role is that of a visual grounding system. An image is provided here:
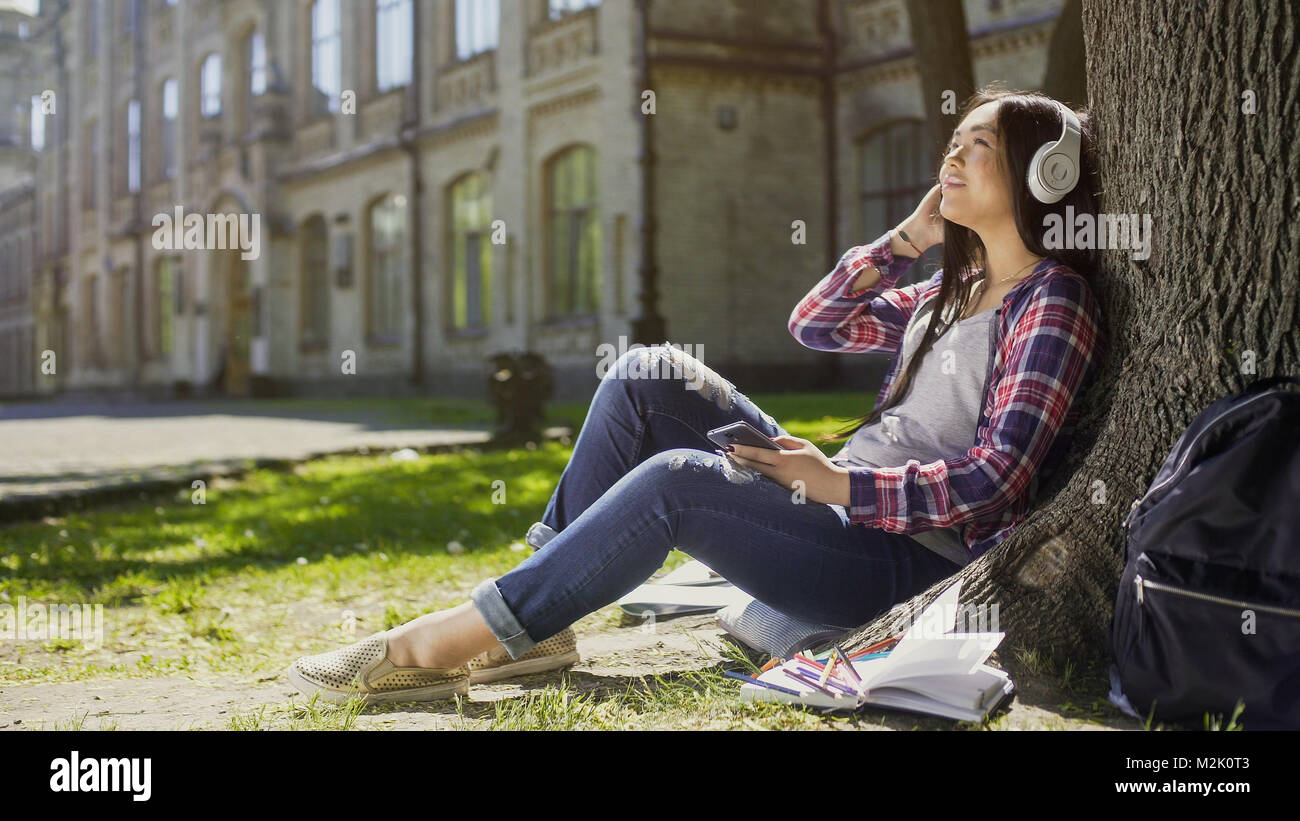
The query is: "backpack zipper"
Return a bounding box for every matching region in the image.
[1134,573,1300,618]
[1122,390,1280,531]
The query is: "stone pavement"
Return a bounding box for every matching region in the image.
[0,399,567,520]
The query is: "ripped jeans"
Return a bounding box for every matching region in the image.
[469,345,964,659]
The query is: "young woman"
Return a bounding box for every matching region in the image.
[286,88,1107,704]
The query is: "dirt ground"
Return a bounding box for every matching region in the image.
[0,612,1137,731]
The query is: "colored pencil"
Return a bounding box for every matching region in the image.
[723,669,802,697]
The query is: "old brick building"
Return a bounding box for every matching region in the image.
[0,0,1066,400]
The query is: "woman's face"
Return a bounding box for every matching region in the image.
[938,101,1013,232]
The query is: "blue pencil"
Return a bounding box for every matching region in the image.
[723,669,802,697]
[784,668,836,697]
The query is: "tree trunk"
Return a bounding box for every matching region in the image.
[904,0,976,155]
[836,0,1300,668]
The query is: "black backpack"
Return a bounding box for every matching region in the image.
[1110,375,1300,729]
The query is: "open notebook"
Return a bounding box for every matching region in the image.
[735,579,1015,722]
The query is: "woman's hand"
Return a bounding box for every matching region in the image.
[894,183,944,254]
[725,435,851,507]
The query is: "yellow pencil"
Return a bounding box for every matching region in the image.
[819,651,836,685]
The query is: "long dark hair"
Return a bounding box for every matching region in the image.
[817,87,1102,445]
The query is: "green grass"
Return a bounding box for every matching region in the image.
[2,389,965,730]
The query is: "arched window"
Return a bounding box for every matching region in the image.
[545,145,600,318]
[857,118,931,243]
[299,216,330,349]
[367,194,407,341]
[200,53,223,118]
[448,173,492,330]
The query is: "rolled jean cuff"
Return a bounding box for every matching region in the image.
[470,577,538,660]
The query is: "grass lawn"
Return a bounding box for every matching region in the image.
[0,388,1137,730]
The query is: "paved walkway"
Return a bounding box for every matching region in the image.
[0,399,566,515]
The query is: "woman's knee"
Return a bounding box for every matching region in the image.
[602,345,739,412]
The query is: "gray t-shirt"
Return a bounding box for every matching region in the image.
[829,294,998,567]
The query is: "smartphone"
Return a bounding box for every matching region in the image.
[707,421,782,451]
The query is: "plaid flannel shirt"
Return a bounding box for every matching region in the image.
[787,232,1106,560]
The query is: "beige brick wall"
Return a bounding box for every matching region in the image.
[652,65,827,367]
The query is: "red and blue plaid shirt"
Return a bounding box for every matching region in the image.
[787,232,1106,560]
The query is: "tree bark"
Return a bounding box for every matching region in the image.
[904,0,976,155]
[835,0,1300,668]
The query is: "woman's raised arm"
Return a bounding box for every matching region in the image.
[787,184,943,354]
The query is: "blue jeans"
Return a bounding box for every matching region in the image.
[470,345,963,659]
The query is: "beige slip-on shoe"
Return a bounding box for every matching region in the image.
[467,627,581,685]
[286,632,469,705]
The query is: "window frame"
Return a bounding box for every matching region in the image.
[454,0,500,61]
[299,215,331,351]
[375,0,414,92]
[160,77,178,179]
[366,194,408,345]
[310,0,343,116]
[126,98,141,194]
[200,52,223,119]
[856,118,931,242]
[543,144,601,321]
[446,173,493,332]
[248,29,267,99]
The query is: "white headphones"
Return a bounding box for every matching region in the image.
[1027,101,1081,204]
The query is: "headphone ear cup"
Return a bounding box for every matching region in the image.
[1027,142,1077,204]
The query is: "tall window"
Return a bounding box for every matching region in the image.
[161,78,178,178]
[200,53,222,118]
[299,216,330,348]
[156,257,175,357]
[454,0,498,60]
[311,0,342,114]
[126,99,141,193]
[368,195,407,340]
[376,0,413,91]
[29,95,44,151]
[546,145,600,318]
[548,0,600,20]
[248,30,267,98]
[857,119,930,244]
[448,174,492,330]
